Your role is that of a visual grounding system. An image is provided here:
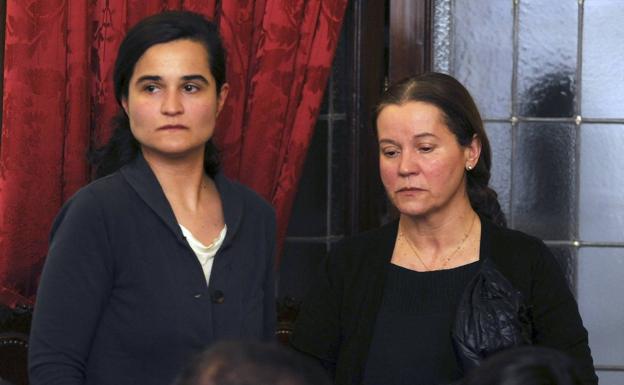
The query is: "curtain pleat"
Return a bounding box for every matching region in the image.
[64,0,91,200]
[271,0,348,246]
[215,0,348,251]
[1,0,69,302]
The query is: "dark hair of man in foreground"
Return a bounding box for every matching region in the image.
[461,346,584,385]
[174,341,331,385]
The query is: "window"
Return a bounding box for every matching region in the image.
[434,1,624,382]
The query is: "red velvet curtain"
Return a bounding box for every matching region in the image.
[0,0,347,305]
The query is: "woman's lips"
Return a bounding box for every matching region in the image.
[396,187,425,196]
[158,124,188,130]
[397,187,424,192]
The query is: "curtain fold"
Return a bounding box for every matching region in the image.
[1,0,69,303]
[0,0,347,303]
[215,0,348,251]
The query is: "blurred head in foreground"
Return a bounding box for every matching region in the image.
[174,341,331,385]
[461,346,584,385]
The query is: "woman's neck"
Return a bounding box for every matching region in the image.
[399,201,478,253]
[142,149,211,212]
[394,201,481,271]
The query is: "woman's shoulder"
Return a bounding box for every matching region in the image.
[343,220,397,245]
[484,220,549,256]
[63,172,130,210]
[49,172,129,237]
[482,220,561,282]
[331,221,397,264]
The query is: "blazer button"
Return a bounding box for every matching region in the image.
[211,290,225,304]
[193,293,202,299]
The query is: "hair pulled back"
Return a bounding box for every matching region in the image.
[375,72,506,227]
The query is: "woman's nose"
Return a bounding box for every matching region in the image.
[161,91,184,115]
[399,151,419,175]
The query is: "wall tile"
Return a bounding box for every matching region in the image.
[485,122,512,221]
[579,124,624,243]
[511,123,576,240]
[582,0,624,119]
[577,247,624,366]
[452,0,513,119]
[517,0,577,117]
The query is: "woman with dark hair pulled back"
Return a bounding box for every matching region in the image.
[29,11,276,385]
[291,73,596,385]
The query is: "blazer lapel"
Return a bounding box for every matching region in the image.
[120,154,187,245]
[212,172,244,251]
[207,173,245,289]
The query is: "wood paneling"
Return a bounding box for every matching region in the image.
[346,0,388,234]
[389,0,433,82]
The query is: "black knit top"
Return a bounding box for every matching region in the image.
[362,262,480,385]
[290,220,597,385]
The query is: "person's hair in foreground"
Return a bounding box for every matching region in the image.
[174,341,331,385]
[91,10,227,178]
[461,346,584,385]
[374,72,506,227]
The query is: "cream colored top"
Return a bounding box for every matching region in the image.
[179,224,227,284]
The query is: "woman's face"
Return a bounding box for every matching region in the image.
[377,101,480,219]
[122,39,229,160]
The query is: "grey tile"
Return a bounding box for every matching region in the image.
[452,0,513,119]
[511,123,576,240]
[579,124,624,243]
[485,122,512,221]
[596,371,624,385]
[577,247,624,366]
[582,0,624,119]
[517,0,577,117]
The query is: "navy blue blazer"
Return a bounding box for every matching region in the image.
[29,154,277,385]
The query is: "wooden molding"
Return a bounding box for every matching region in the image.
[389,0,433,82]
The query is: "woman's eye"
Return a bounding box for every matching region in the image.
[382,149,399,158]
[183,84,200,93]
[144,84,159,93]
[418,145,434,153]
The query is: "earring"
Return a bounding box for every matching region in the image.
[466,164,473,171]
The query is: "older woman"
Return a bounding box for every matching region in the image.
[29,11,276,385]
[291,73,596,385]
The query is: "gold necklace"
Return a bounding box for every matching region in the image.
[399,214,477,271]
[398,230,433,270]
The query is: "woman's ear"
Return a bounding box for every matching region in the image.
[121,98,129,115]
[216,83,230,117]
[465,134,482,169]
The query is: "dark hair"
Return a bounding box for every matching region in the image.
[375,72,506,227]
[461,346,584,385]
[174,341,331,385]
[90,11,227,178]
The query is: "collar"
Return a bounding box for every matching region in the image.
[120,153,244,249]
